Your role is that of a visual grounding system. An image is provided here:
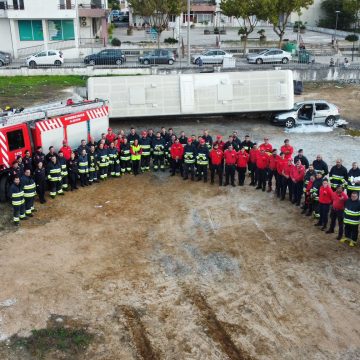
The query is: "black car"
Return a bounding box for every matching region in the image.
[84,49,126,65]
[138,49,175,65]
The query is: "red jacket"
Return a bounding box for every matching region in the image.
[170,143,184,159]
[209,149,223,165]
[319,186,333,204]
[331,190,348,210]
[259,143,273,154]
[59,145,72,160]
[224,149,237,165]
[280,144,294,159]
[249,148,259,163]
[213,140,225,151]
[269,154,280,170]
[305,180,314,195]
[291,164,305,182]
[276,157,287,174]
[282,163,294,177]
[236,151,249,168]
[106,133,116,144]
[256,152,269,170]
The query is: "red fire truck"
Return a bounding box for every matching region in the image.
[0,99,109,201]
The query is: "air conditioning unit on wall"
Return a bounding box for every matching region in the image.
[80,17,88,27]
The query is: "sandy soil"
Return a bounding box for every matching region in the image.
[0,83,359,359]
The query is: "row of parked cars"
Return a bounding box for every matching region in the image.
[0,47,314,68]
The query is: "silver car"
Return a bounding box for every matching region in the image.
[191,50,233,65]
[271,100,340,128]
[247,48,292,64]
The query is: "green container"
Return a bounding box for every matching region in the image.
[282,42,297,54]
[298,50,310,63]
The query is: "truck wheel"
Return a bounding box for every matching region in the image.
[325,116,335,127]
[285,117,295,128]
[0,176,9,203]
[256,58,263,65]
[281,57,289,64]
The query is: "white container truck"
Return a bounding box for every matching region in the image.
[87,70,294,119]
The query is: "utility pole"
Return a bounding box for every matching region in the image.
[187,0,190,66]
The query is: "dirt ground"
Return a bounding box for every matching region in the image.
[0,83,360,359]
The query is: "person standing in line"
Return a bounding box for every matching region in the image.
[59,140,72,161]
[236,146,249,186]
[294,149,309,169]
[329,159,348,190]
[46,155,64,199]
[183,137,197,181]
[240,135,254,154]
[223,144,237,187]
[120,137,132,174]
[209,143,224,186]
[255,149,269,191]
[88,145,99,183]
[57,150,69,191]
[302,174,315,216]
[78,149,89,187]
[139,131,152,172]
[267,149,279,192]
[32,146,46,169]
[170,138,184,177]
[280,139,294,160]
[313,154,328,176]
[249,143,259,186]
[107,141,118,177]
[213,135,225,151]
[21,168,36,217]
[326,185,348,240]
[196,138,209,182]
[201,129,213,151]
[281,158,294,201]
[67,152,79,191]
[152,132,166,172]
[275,152,287,198]
[342,191,360,247]
[291,160,305,206]
[9,177,25,226]
[96,142,109,180]
[130,138,142,176]
[259,137,273,155]
[316,179,332,231]
[34,161,46,204]
[23,150,33,172]
[347,162,360,197]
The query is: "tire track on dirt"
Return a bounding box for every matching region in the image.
[117,305,159,360]
[182,285,254,360]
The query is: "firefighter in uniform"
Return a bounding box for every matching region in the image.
[107,142,118,177]
[127,127,140,146]
[342,192,360,246]
[21,168,36,217]
[9,177,25,225]
[23,150,33,172]
[241,135,254,154]
[67,152,79,190]
[249,143,259,186]
[329,159,348,190]
[347,162,360,197]
[96,142,109,180]
[88,145,99,183]
[310,172,323,218]
[201,130,213,151]
[165,135,176,168]
[58,150,69,191]
[139,131,151,172]
[183,137,197,181]
[290,160,305,206]
[120,137,131,174]
[236,146,249,186]
[47,155,64,198]
[313,155,328,176]
[78,149,89,186]
[152,132,166,171]
[209,143,224,186]
[130,139,142,176]
[196,139,209,182]
[224,144,237,186]
[34,162,46,203]
[32,146,46,169]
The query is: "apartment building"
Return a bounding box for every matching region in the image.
[0,0,109,58]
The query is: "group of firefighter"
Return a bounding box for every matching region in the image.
[8,127,360,246]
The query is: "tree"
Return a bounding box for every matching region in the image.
[264,0,314,48]
[108,0,120,10]
[220,0,266,55]
[318,0,356,30]
[129,0,186,48]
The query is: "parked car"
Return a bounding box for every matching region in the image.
[271,100,340,128]
[138,50,175,65]
[247,48,292,64]
[191,49,233,65]
[0,51,11,67]
[84,49,126,65]
[26,50,64,68]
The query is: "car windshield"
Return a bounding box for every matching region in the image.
[293,103,303,110]
[257,50,269,55]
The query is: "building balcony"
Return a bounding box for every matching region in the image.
[78,2,108,18]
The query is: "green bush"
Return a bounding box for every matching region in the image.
[164,37,178,44]
[345,34,359,43]
[111,37,121,46]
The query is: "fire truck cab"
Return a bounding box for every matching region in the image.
[0,100,109,201]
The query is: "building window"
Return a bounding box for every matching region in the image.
[48,20,75,40]
[197,13,212,23]
[19,20,44,41]
[7,129,25,151]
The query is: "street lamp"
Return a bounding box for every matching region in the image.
[334,10,340,43]
[187,0,190,66]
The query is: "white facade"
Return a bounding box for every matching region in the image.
[0,0,109,58]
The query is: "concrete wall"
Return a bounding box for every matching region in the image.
[0,66,359,83]
[0,18,13,54]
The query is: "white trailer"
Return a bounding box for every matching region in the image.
[87,70,294,119]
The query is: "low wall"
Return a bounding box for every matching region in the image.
[0,65,359,83]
